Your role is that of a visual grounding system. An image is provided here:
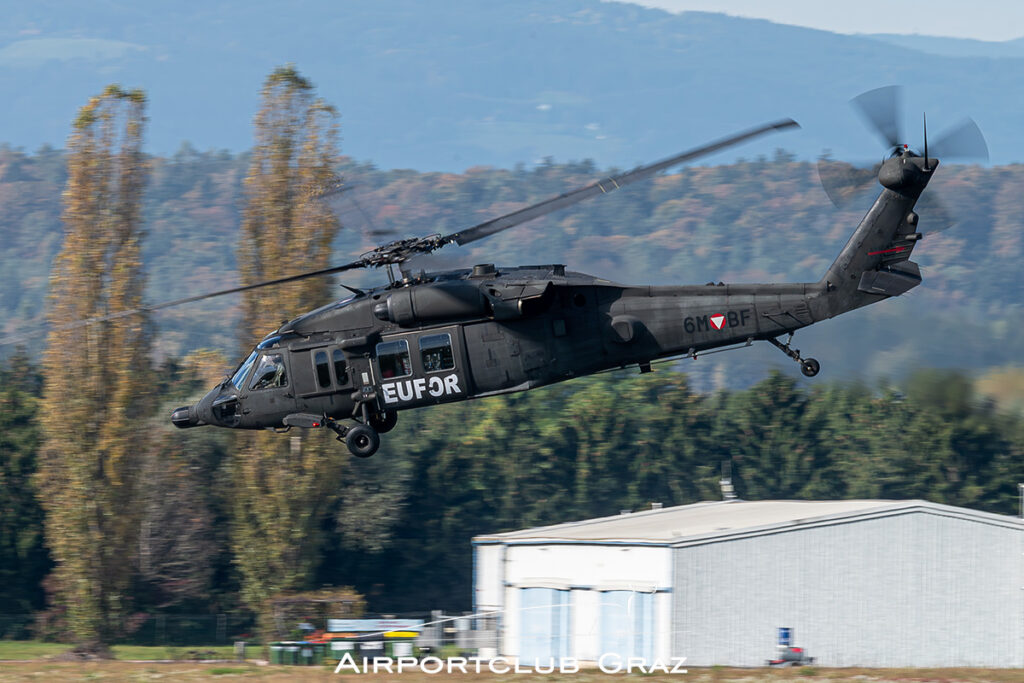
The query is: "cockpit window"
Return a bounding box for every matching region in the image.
[249,353,288,390]
[257,335,282,350]
[230,351,258,390]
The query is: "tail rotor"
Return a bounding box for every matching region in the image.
[817,86,988,236]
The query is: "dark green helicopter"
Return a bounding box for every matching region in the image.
[166,87,987,458]
[30,87,985,458]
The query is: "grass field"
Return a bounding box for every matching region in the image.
[2,658,1024,683]
[2,644,1024,682]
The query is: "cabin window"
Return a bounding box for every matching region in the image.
[419,333,455,372]
[314,350,331,389]
[377,339,412,379]
[249,353,288,390]
[332,349,348,385]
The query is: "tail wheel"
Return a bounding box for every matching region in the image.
[345,424,380,458]
[801,358,821,377]
[369,410,398,434]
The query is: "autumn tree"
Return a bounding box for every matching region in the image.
[231,66,347,630]
[35,85,150,652]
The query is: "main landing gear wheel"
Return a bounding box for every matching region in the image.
[345,424,380,458]
[369,410,398,434]
[800,358,820,377]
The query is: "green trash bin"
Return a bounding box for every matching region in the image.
[299,642,315,666]
[312,643,326,665]
[269,643,284,665]
[284,642,300,665]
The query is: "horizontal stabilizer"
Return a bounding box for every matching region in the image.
[858,261,921,297]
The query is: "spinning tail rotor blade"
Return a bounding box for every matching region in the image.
[817,159,954,233]
[916,192,956,235]
[851,85,903,150]
[817,159,881,208]
[930,118,989,161]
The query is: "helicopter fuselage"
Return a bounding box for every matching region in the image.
[177,266,829,433]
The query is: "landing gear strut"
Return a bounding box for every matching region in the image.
[369,410,398,434]
[767,334,820,377]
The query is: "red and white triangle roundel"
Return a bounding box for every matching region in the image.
[710,313,726,330]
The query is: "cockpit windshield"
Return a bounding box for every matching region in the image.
[257,335,282,350]
[230,351,258,390]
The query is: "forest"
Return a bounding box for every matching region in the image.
[3,356,1023,627]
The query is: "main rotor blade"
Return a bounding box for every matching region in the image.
[851,85,903,150]
[930,118,989,161]
[445,118,800,247]
[0,259,366,347]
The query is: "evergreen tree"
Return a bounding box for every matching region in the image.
[35,85,150,652]
[0,350,49,619]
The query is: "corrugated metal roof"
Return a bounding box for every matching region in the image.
[474,499,1024,545]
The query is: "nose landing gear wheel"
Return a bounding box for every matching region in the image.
[800,358,820,377]
[345,424,380,458]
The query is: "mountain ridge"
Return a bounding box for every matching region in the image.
[0,0,1021,171]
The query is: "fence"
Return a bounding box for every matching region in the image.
[417,611,499,654]
[0,613,256,646]
[0,611,499,650]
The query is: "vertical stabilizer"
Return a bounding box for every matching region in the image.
[818,152,934,317]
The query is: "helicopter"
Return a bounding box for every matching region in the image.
[167,87,990,458]
[25,88,986,458]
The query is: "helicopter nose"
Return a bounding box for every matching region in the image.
[170,404,203,428]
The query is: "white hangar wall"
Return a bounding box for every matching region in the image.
[474,500,1024,668]
[673,508,1024,667]
[475,542,674,662]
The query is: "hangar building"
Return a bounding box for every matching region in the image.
[472,499,1024,667]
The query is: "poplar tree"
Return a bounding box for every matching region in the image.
[232,66,346,627]
[36,85,150,652]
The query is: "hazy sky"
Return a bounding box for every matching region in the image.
[624,1,1024,41]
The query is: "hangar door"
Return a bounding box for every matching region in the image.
[600,591,654,663]
[519,588,571,663]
